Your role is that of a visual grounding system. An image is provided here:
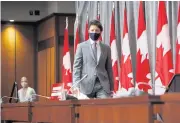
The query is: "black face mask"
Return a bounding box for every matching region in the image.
[89,33,101,41]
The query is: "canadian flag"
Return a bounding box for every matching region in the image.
[155,1,174,95]
[120,5,134,91]
[85,14,89,41]
[136,1,152,93]
[74,16,80,54]
[50,83,64,100]
[62,17,72,93]
[110,9,119,92]
[176,4,180,73]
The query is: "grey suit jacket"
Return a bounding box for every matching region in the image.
[73,40,114,94]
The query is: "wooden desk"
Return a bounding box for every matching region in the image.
[75,95,162,123]
[0,95,165,123]
[161,93,180,123]
[1,102,30,123]
[31,100,77,123]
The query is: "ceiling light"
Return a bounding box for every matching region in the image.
[9,20,14,22]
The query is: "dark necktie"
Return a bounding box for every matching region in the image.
[92,42,97,63]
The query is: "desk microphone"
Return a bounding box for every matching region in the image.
[29,94,50,101]
[29,74,88,101]
[30,93,78,101]
[0,96,18,103]
[67,74,88,94]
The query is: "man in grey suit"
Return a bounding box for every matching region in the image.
[73,20,114,98]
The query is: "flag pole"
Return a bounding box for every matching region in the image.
[74,14,79,53]
[97,1,100,20]
[113,1,115,10]
[66,17,68,29]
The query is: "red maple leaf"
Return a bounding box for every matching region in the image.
[136,49,152,92]
[156,45,174,86]
[62,67,72,90]
[138,83,152,92]
[120,55,134,91]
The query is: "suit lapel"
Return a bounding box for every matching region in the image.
[97,42,103,65]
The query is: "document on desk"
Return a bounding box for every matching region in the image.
[77,92,90,100]
[72,88,89,100]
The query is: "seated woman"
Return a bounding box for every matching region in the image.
[18,76,36,102]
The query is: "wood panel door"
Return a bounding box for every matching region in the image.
[37,47,55,101]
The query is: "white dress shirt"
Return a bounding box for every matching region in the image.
[18,87,36,102]
[90,39,101,63]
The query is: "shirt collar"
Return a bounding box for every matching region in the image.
[90,38,100,45]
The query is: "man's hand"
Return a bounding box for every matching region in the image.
[72,87,80,97]
[110,91,115,97]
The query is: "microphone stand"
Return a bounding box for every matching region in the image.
[28,94,50,102]
[27,74,88,101]
[67,74,88,94]
[1,96,18,103]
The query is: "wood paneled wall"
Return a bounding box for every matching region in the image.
[37,17,55,42]
[1,14,76,99]
[37,17,56,99]
[1,24,36,97]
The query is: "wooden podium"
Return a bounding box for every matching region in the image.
[75,95,162,123]
[160,93,180,123]
[30,100,78,123]
[1,102,30,123]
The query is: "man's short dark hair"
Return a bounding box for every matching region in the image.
[89,20,103,32]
